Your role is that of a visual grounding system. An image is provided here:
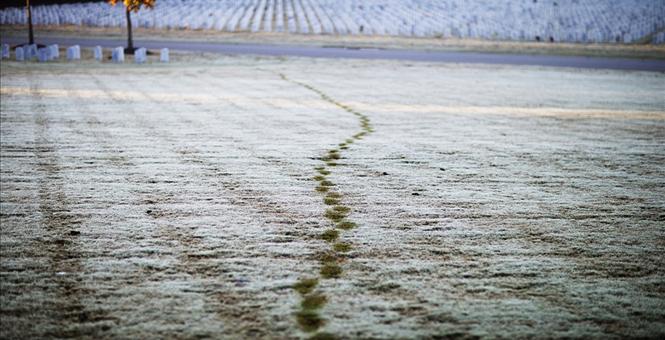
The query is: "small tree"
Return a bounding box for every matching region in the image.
[109,0,155,53]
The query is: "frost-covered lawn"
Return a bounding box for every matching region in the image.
[1,55,664,339]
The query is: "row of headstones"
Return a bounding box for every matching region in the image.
[1,43,169,63]
[2,0,664,44]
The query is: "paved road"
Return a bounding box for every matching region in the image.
[2,35,665,72]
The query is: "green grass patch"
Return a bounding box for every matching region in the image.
[293,278,319,295]
[310,332,337,340]
[323,197,339,205]
[337,221,357,230]
[317,169,331,176]
[327,152,341,160]
[319,180,334,187]
[333,205,351,214]
[333,242,352,252]
[340,146,349,150]
[320,263,343,279]
[324,209,347,222]
[317,252,337,264]
[326,192,342,199]
[320,229,339,242]
[315,185,329,193]
[301,294,328,310]
[296,310,325,332]
[325,161,337,167]
[313,175,326,181]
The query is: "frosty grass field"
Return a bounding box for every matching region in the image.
[1,53,665,338]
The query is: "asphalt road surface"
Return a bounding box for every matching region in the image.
[2,37,665,72]
[2,35,665,72]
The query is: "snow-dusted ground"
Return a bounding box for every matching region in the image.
[1,55,665,338]
[1,0,664,44]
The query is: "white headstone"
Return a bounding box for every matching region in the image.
[93,46,102,61]
[38,47,49,62]
[66,45,80,60]
[160,48,169,62]
[25,44,38,60]
[48,44,59,60]
[1,44,9,59]
[66,46,74,60]
[134,47,147,64]
[15,46,24,61]
[112,47,124,63]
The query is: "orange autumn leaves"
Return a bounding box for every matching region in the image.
[108,0,155,12]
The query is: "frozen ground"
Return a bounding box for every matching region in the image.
[1,55,665,339]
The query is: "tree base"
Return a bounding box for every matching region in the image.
[13,43,47,49]
[124,47,155,55]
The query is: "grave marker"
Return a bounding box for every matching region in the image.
[66,45,81,60]
[160,48,169,62]
[48,44,59,60]
[93,46,103,61]
[134,47,147,64]
[38,47,49,62]
[15,46,24,61]
[112,47,124,63]
[26,44,38,60]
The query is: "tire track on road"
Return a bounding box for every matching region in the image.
[277,73,374,338]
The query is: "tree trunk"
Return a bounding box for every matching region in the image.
[126,7,134,52]
[27,0,34,44]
